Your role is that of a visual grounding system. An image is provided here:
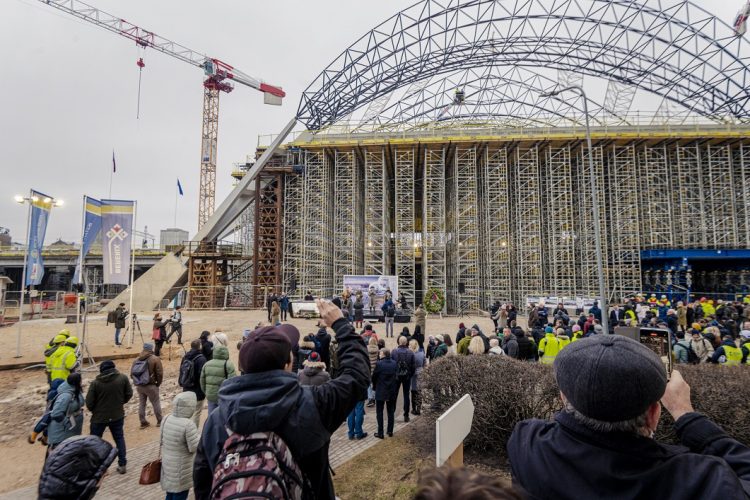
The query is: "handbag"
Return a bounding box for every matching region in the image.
[139,416,166,485]
[152,328,161,341]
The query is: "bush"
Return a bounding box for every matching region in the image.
[419,356,750,458]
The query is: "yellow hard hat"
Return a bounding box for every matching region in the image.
[66,336,79,347]
[58,329,71,337]
[52,334,67,344]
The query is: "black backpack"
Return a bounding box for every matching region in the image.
[686,345,700,364]
[396,356,410,378]
[179,356,197,389]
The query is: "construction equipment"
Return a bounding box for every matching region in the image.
[37,0,285,229]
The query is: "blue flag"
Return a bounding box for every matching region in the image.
[73,196,102,284]
[101,199,135,285]
[25,190,53,287]
[177,178,184,196]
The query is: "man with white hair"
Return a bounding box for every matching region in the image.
[391,335,415,423]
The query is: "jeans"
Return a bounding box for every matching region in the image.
[385,317,394,337]
[165,492,189,500]
[399,377,411,418]
[91,418,126,466]
[207,400,219,414]
[281,307,288,321]
[137,384,162,425]
[114,328,121,345]
[367,384,375,401]
[376,399,396,435]
[347,400,365,438]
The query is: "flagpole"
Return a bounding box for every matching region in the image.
[109,150,115,198]
[15,189,33,358]
[75,195,86,338]
[128,201,137,348]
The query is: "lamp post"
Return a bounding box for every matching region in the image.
[14,192,63,358]
[540,86,609,334]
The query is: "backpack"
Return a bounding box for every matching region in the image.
[179,356,196,389]
[386,303,396,317]
[211,431,305,500]
[686,344,700,364]
[106,310,118,325]
[130,359,151,386]
[396,355,410,378]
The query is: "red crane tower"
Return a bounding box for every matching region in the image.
[37,0,285,229]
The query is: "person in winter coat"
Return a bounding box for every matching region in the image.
[455,323,467,344]
[366,337,379,406]
[414,304,427,338]
[689,329,714,362]
[468,336,486,355]
[353,296,365,328]
[47,372,85,452]
[710,336,748,365]
[392,336,416,422]
[502,328,519,358]
[677,302,688,333]
[316,323,332,369]
[113,303,127,346]
[199,331,214,361]
[298,351,331,386]
[538,327,563,365]
[280,293,290,321]
[85,360,133,474]
[297,335,317,370]
[666,309,679,335]
[160,392,200,500]
[412,325,425,352]
[152,314,168,356]
[180,340,207,430]
[271,301,281,324]
[515,329,537,361]
[132,343,163,428]
[47,336,79,384]
[193,299,370,500]
[409,339,424,416]
[673,332,693,364]
[199,344,237,414]
[508,335,750,500]
[432,336,449,359]
[38,435,116,500]
[361,323,379,344]
[488,338,505,356]
[372,348,399,439]
[382,298,396,338]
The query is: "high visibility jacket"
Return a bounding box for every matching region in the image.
[571,332,583,342]
[703,303,716,316]
[539,334,562,365]
[48,346,78,381]
[624,310,637,325]
[722,345,743,366]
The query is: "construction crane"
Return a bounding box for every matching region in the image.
[37,0,286,229]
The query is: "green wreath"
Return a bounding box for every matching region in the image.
[424,288,446,313]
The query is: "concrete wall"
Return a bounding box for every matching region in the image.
[103,252,187,313]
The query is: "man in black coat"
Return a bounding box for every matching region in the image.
[371,348,399,438]
[316,323,332,369]
[193,299,370,500]
[508,335,750,499]
[180,339,207,429]
[391,336,416,422]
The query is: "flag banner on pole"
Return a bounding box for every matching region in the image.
[101,199,135,285]
[177,178,184,196]
[73,196,102,284]
[26,190,54,287]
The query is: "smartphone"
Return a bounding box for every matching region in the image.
[638,327,673,378]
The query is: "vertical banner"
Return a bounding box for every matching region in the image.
[25,190,54,287]
[101,199,135,285]
[73,196,102,284]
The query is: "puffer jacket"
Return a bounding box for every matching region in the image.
[38,435,117,500]
[298,361,331,386]
[160,392,200,493]
[367,344,379,373]
[199,345,237,403]
[85,368,133,424]
[48,381,84,446]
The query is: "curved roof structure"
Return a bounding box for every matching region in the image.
[296,0,750,131]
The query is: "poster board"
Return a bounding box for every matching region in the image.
[342,275,398,310]
[436,394,474,467]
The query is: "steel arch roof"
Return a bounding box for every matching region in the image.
[296,0,750,131]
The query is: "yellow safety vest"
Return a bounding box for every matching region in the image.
[539,334,562,364]
[722,345,743,366]
[48,346,77,381]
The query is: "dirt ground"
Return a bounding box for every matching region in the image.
[0,308,497,494]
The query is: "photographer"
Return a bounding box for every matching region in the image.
[168,306,183,345]
[113,303,127,347]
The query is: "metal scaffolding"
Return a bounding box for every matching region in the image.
[639,145,674,249]
[301,150,334,297]
[333,150,364,282]
[282,171,303,298]
[450,147,480,310]
[543,146,576,297]
[736,145,750,247]
[364,148,391,276]
[575,145,609,297]
[511,146,543,305]
[422,147,447,304]
[252,174,283,307]
[674,144,708,248]
[394,148,416,305]
[706,144,738,248]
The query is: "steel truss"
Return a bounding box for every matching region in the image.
[298,0,750,131]
[198,87,219,229]
[511,147,543,305]
[364,148,391,276]
[333,150,364,281]
[706,145,738,248]
[282,172,303,298]
[394,149,416,305]
[477,147,511,305]
[422,147,447,306]
[543,146,576,297]
[301,151,334,297]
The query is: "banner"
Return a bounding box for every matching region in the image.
[25,190,53,287]
[101,199,135,285]
[73,196,102,284]
[342,275,399,310]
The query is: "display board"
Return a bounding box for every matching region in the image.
[343,275,399,310]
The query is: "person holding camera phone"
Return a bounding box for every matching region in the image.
[169,306,183,345]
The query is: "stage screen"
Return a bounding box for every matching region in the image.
[343,275,399,310]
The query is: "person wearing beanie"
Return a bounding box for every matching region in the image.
[455,323,467,344]
[538,327,563,364]
[298,351,330,387]
[131,342,163,429]
[508,335,750,499]
[85,360,133,474]
[571,324,583,342]
[193,299,371,500]
[199,330,214,361]
[38,435,117,500]
[689,328,714,363]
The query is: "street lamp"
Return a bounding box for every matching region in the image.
[540,85,609,334]
[13,192,64,358]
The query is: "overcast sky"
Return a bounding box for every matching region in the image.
[0,0,738,245]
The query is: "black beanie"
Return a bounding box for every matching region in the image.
[99,360,115,373]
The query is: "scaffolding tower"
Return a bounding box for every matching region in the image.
[451,147,481,310]
[394,148,416,305]
[575,146,609,297]
[736,145,750,246]
[706,144,738,248]
[639,145,674,249]
[333,150,364,283]
[251,173,283,307]
[674,144,708,248]
[422,147,447,305]
[301,150,334,297]
[282,171,303,298]
[543,146,576,297]
[364,148,391,276]
[512,146,543,305]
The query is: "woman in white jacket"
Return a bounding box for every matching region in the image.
[160,392,200,500]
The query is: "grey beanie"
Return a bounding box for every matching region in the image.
[143,342,154,351]
[554,335,667,422]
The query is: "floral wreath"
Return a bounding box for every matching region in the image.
[424,288,446,313]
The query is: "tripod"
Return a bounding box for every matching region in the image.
[165,321,186,361]
[126,313,145,348]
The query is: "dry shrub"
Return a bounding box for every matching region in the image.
[420,357,750,458]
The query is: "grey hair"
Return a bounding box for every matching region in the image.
[563,401,650,436]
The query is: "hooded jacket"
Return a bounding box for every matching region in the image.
[38,435,116,500]
[48,381,84,445]
[298,361,331,386]
[316,328,332,367]
[508,411,750,499]
[136,350,163,386]
[160,392,200,493]
[181,348,207,401]
[199,345,236,403]
[193,318,370,500]
[85,368,133,424]
[502,334,520,358]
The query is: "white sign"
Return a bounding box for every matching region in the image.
[342,275,399,309]
[436,394,474,467]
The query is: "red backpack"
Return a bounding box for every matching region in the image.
[211,431,305,499]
